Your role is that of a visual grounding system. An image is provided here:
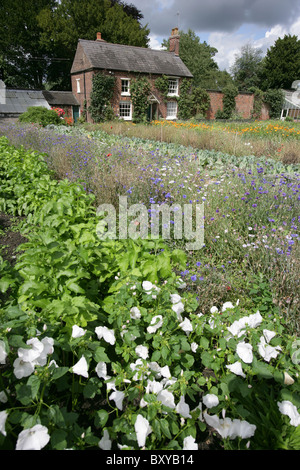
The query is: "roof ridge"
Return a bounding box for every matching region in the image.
[78,39,172,54]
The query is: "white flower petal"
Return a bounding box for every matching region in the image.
[183,435,198,450]
[72,356,89,378]
[135,414,152,447]
[226,361,246,378]
[109,390,125,410]
[236,342,253,364]
[99,429,112,450]
[0,410,8,436]
[176,395,192,418]
[203,394,219,409]
[72,325,86,338]
[95,326,115,345]
[135,345,149,360]
[16,425,50,450]
[277,401,300,426]
[157,389,176,409]
[179,317,193,334]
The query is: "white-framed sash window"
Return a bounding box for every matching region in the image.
[166,101,178,119]
[168,78,179,96]
[121,78,131,96]
[119,101,132,120]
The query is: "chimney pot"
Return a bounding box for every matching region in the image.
[97,32,102,41]
[169,28,180,55]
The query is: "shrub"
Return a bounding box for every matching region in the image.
[19,107,62,127]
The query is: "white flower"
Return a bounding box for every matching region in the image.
[95,362,110,380]
[99,429,112,450]
[147,315,163,333]
[130,307,141,319]
[172,301,184,321]
[0,340,7,364]
[258,336,282,362]
[135,414,152,447]
[157,389,176,409]
[236,342,253,364]
[142,281,153,292]
[222,301,234,312]
[0,410,8,436]
[210,306,218,314]
[18,338,44,363]
[262,329,276,343]
[95,326,115,345]
[179,318,193,334]
[227,311,263,338]
[72,356,89,378]
[13,358,35,379]
[16,425,50,450]
[159,365,171,378]
[71,325,86,338]
[191,342,198,353]
[203,411,256,439]
[135,344,149,360]
[226,361,246,378]
[183,435,198,450]
[145,379,163,394]
[170,293,182,304]
[176,395,192,418]
[277,401,300,427]
[109,390,125,410]
[0,391,8,403]
[203,394,219,409]
[37,337,54,366]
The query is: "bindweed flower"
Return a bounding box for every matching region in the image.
[236,342,253,364]
[226,361,246,378]
[13,336,54,379]
[130,306,141,319]
[109,390,125,410]
[0,411,8,436]
[95,361,111,380]
[99,429,112,450]
[203,394,219,409]
[277,401,300,426]
[147,315,163,333]
[171,301,184,321]
[72,356,89,378]
[16,425,50,450]
[176,395,192,418]
[157,389,176,409]
[95,326,116,345]
[258,336,282,362]
[135,345,149,360]
[135,414,152,447]
[203,411,256,440]
[179,317,193,335]
[71,325,86,338]
[221,301,235,312]
[0,341,7,364]
[142,281,154,292]
[183,435,198,450]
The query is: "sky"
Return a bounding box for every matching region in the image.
[131,0,300,72]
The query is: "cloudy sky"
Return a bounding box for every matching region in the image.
[131,0,300,71]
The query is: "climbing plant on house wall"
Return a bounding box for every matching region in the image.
[130,77,151,123]
[216,84,238,119]
[89,72,116,122]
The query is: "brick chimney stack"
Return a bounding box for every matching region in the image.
[169,27,180,55]
[96,32,105,41]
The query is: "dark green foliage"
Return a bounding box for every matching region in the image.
[18,107,62,126]
[263,89,285,119]
[89,73,116,122]
[130,77,151,123]
[216,84,238,119]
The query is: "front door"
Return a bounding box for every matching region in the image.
[73,106,80,123]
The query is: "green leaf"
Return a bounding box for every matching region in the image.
[94,410,109,428]
[94,347,110,363]
[160,419,172,439]
[50,429,68,450]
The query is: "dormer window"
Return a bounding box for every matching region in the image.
[121,78,130,96]
[168,78,179,96]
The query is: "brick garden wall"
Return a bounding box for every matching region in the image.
[206,90,270,120]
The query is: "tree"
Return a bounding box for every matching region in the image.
[260,34,300,90]
[0,0,57,88]
[230,43,264,91]
[162,29,220,88]
[0,0,149,90]
[37,0,150,89]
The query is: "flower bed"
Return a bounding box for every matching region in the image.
[0,137,300,450]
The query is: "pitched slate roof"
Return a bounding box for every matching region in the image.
[42,90,79,106]
[71,39,193,78]
[0,81,51,115]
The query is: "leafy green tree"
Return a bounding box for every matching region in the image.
[260,34,300,90]
[0,0,56,88]
[230,43,264,91]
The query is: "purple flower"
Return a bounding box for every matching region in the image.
[191,275,197,281]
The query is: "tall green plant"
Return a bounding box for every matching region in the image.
[130,77,151,123]
[89,73,116,123]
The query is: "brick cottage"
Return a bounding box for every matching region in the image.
[70,28,269,122]
[71,28,193,122]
